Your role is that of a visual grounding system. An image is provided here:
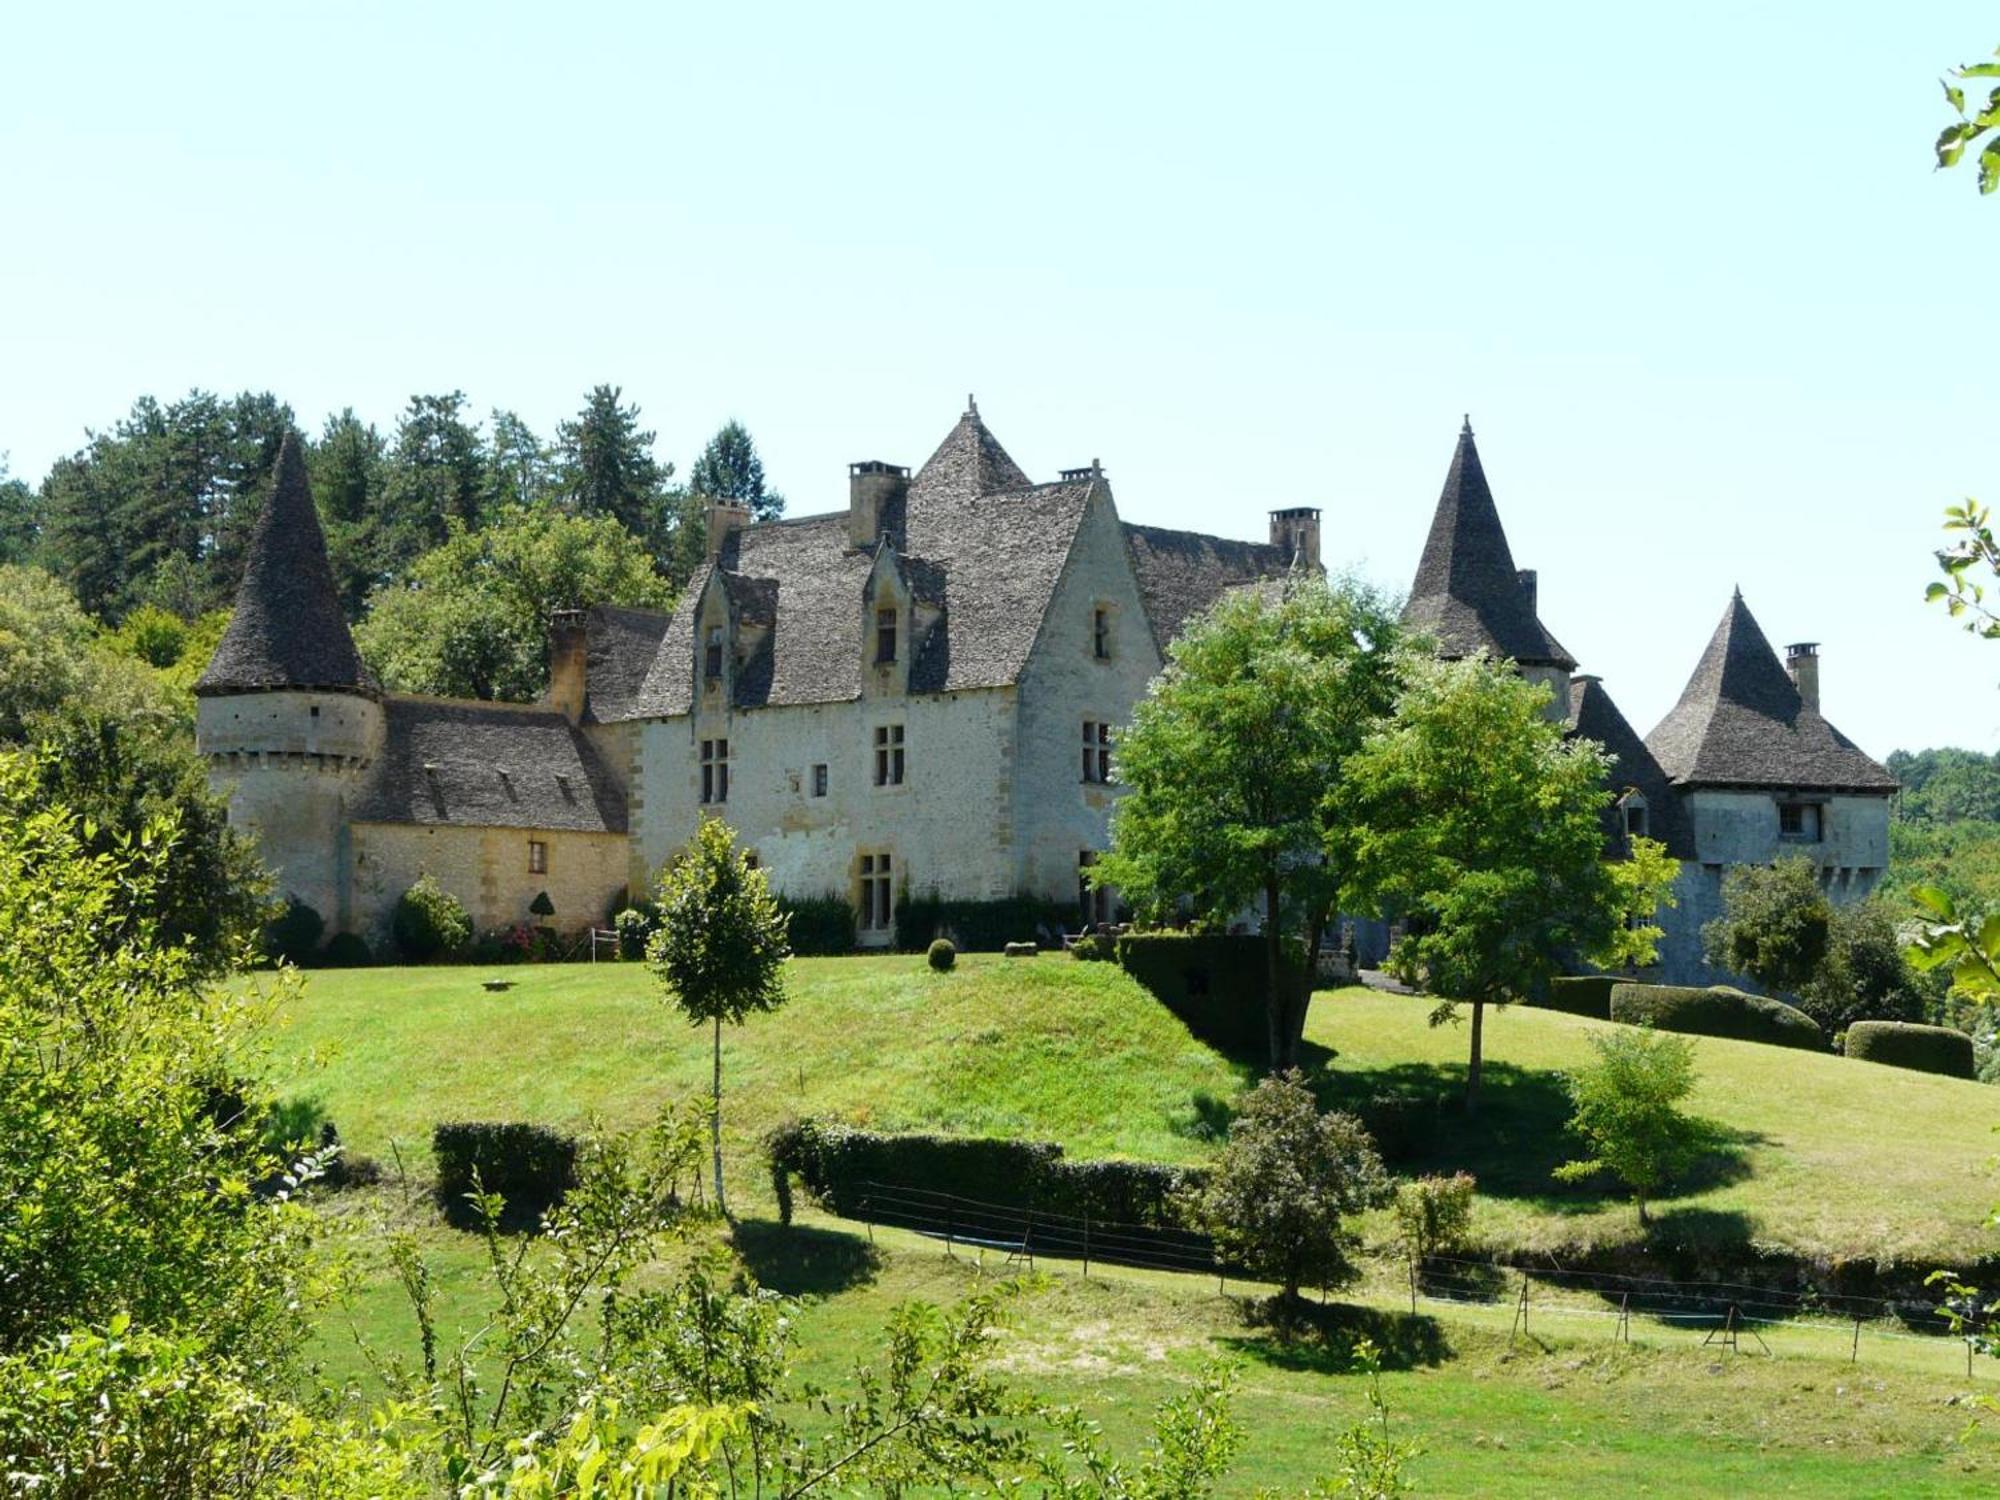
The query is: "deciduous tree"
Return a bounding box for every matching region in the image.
[1554,1027,1704,1225]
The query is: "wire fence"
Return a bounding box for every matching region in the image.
[833,1179,1997,1372]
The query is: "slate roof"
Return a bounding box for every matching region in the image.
[617,408,1105,718]
[1568,675,1693,859]
[1402,421,1574,669]
[1644,592,1896,793]
[1121,524,1295,653]
[579,604,669,724]
[351,697,627,833]
[196,431,375,697]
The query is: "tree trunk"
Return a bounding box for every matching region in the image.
[1465,996,1485,1117]
[1264,872,1288,1074]
[711,1014,728,1219]
[1294,899,1332,1062]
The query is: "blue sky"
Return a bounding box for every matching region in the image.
[3,2,1996,756]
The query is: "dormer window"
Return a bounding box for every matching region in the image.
[1621,793,1648,840]
[704,626,724,681]
[876,608,898,665]
[1093,606,1111,660]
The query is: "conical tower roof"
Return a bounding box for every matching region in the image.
[909,396,1034,503]
[1402,420,1573,668]
[1568,674,1690,857]
[195,431,373,696]
[1644,591,1893,791]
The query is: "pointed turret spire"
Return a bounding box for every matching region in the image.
[909,398,1033,503]
[196,431,373,696]
[1644,591,1893,790]
[1401,421,1573,668]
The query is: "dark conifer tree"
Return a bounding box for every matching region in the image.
[309,409,389,617]
[553,385,667,539]
[378,392,488,573]
[688,418,784,522]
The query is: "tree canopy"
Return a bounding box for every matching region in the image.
[688,418,784,522]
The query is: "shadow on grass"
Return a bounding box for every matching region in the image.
[731,1217,882,1297]
[1311,1060,1763,1214]
[1220,1298,1451,1373]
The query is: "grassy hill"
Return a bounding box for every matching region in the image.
[265,954,2000,1266]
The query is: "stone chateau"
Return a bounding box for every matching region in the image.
[197,406,1893,980]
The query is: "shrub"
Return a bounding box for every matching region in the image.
[1609,981,1823,1051]
[778,892,856,956]
[322,931,372,967]
[1116,932,1277,1058]
[393,875,472,962]
[432,1122,579,1229]
[1554,1026,1705,1224]
[1068,933,1115,962]
[1527,975,1614,1020]
[1844,1020,1977,1079]
[263,896,324,967]
[927,937,957,972]
[613,905,658,961]
[1393,1172,1476,1264]
[895,891,1074,952]
[529,890,556,920]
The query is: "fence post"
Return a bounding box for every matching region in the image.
[946,1205,955,1259]
[1511,1275,1530,1342]
[1407,1252,1417,1316]
[1851,1317,1861,1364]
[1082,1211,1091,1280]
[1618,1291,1630,1345]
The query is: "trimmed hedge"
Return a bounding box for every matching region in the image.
[1609,982,1823,1051]
[263,898,325,967]
[766,1118,1202,1232]
[321,931,371,968]
[1844,1021,1977,1079]
[895,892,1074,953]
[927,938,956,972]
[433,1122,578,1229]
[1115,932,1280,1058]
[779,892,856,956]
[1525,975,1615,1021]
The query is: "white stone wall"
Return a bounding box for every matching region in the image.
[631,688,1021,938]
[349,822,631,943]
[1683,789,1890,876]
[1010,489,1164,901]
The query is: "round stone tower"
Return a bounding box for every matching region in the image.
[194,432,383,933]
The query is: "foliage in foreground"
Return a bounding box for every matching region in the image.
[1555,1026,1705,1224]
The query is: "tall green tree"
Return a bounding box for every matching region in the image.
[688,418,784,522]
[1096,575,1404,1072]
[1702,857,1832,996]
[488,408,553,511]
[554,384,668,538]
[378,392,488,574]
[356,506,672,702]
[647,818,790,1218]
[308,409,389,617]
[0,454,39,566]
[1343,653,1678,1113]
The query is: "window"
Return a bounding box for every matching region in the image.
[875,607,898,665]
[700,738,730,804]
[874,723,905,786]
[858,851,894,932]
[1078,850,1111,928]
[1621,794,1648,840]
[812,762,828,797]
[1093,606,1111,660]
[704,626,724,681]
[1778,800,1821,842]
[528,840,548,874]
[1082,720,1112,783]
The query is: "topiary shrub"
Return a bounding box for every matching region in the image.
[1609,981,1823,1051]
[927,938,956,972]
[1068,933,1115,962]
[1526,975,1614,1020]
[778,892,856,956]
[529,890,556,920]
[1844,1020,1976,1079]
[432,1121,579,1230]
[321,930,371,967]
[394,875,472,962]
[262,897,324,967]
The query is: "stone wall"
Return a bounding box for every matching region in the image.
[348,821,631,943]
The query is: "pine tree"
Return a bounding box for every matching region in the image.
[488,409,552,511]
[309,410,389,617]
[688,418,784,522]
[0,455,41,567]
[379,393,489,576]
[553,385,668,540]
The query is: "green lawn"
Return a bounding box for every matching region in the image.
[267,956,2000,1265]
[274,955,2000,1495]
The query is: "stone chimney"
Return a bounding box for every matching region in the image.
[705,500,753,561]
[547,608,588,722]
[848,461,909,548]
[1785,641,1820,711]
[1517,568,1538,615]
[1268,507,1322,570]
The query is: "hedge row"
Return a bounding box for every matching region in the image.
[779,892,858,956]
[766,1119,1203,1231]
[895,893,1076,953]
[1844,1021,1977,1079]
[1114,932,1281,1057]
[1525,975,1615,1020]
[1608,983,1823,1051]
[433,1122,578,1229]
